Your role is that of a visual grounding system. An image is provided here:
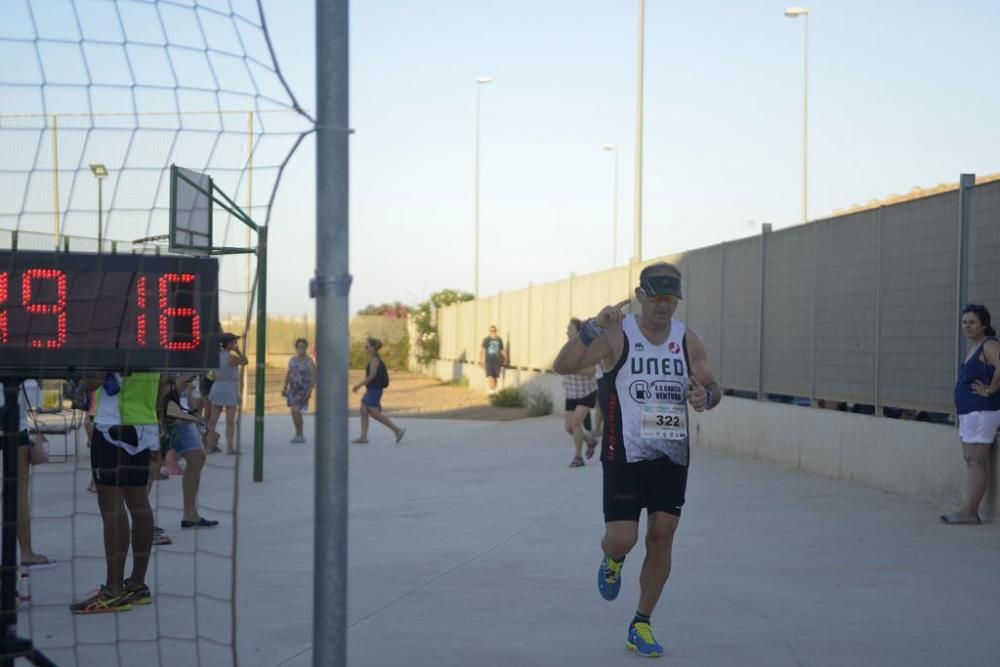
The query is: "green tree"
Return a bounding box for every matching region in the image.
[413,289,473,364]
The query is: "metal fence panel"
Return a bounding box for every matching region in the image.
[720,237,761,392]
[814,211,879,403]
[762,225,813,397]
[878,192,958,412]
[682,246,723,373]
[966,181,1000,309]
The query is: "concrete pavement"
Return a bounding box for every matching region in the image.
[237,414,1000,667]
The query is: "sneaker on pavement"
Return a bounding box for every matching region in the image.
[598,554,623,601]
[627,622,664,658]
[123,579,152,606]
[69,586,133,614]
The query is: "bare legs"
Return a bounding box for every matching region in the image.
[565,405,597,462]
[601,512,680,617]
[17,444,48,565]
[181,449,206,522]
[353,403,401,443]
[959,442,990,519]
[291,406,304,439]
[207,404,238,454]
[95,485,153,594]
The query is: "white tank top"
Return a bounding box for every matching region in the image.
[602,314,690,465]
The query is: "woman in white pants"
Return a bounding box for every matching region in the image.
[943,304,1000,524]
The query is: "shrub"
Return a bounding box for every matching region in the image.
[524,388,553,417]
[489,387,524,408]
[349,337,409,371]
[413,289,474,364]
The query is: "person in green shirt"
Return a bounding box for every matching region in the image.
[70,372,164,615]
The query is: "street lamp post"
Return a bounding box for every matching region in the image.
[603,144,620,267]
[784,6,809,225]
[633,0,645,262]
[474,76,493,298]
[89,163,108,252]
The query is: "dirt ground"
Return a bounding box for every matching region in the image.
[245,369,534,421]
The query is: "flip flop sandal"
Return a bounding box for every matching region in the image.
[585,441,597,459]
[569,457,585,468]
[396,428,406,444]
[940,513,981,525]
[21,556,56,569]
[181,517,220,528]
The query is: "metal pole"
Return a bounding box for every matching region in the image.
[314,0,349,663]
[610,146,619,267]
[50,114,60,245]
[1,382,20,667]
[874,207,883,411]
[474,83,482,298]
[242,111,254,414]
[758,224,771,400]
[801,14,809,224]
[956,174,975,377]
[252,226,267,483]
[632,0,645,262]
[97,176,103,253]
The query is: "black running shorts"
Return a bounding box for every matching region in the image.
[91,429,151,488]
[602,456,688,521]
[565,391,597,412]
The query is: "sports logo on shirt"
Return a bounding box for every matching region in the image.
[668,341,680,354]
[634,341,645,352]
[629,380,685,403]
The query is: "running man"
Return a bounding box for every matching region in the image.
[479,325,507,395]
[553,262,721,658]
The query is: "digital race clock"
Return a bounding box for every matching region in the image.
[0,251,219,377]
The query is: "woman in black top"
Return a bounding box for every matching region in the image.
[351,338,405,444]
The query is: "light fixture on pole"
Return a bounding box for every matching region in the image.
[89,163,108,253]
[603,144,620,267]
[784,6,809,224]
[474,76,493,298]
[633,0,645,263]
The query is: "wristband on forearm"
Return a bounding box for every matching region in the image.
[578,318,604,347]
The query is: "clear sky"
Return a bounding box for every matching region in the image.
[6,1,1000,316]
[259,0,1000,316]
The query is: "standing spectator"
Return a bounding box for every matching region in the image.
[479,325,507,395]
[70,372,161,614]
[351,338,405,444]
[0,382,53,568]
[162,374,218,529]
[562,318,599,467]
[207,333,247,455]
[282,338,316,444]
[942,304,1000,524]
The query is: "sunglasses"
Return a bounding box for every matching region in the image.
[642,293,678,306]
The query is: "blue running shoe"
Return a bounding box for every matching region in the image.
[627,622,664,658]
[598,554,623,601]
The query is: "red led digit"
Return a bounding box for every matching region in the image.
[136,276,147,346]
[23,268,67,349]
[0,272,7,345]
[159,273,201,351]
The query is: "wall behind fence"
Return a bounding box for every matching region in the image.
[437,176,1000,415]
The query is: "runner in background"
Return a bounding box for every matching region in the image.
[479,325,507,395]
[563,318,599,468]
[351,338,405,444]
[282,338,317,444]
